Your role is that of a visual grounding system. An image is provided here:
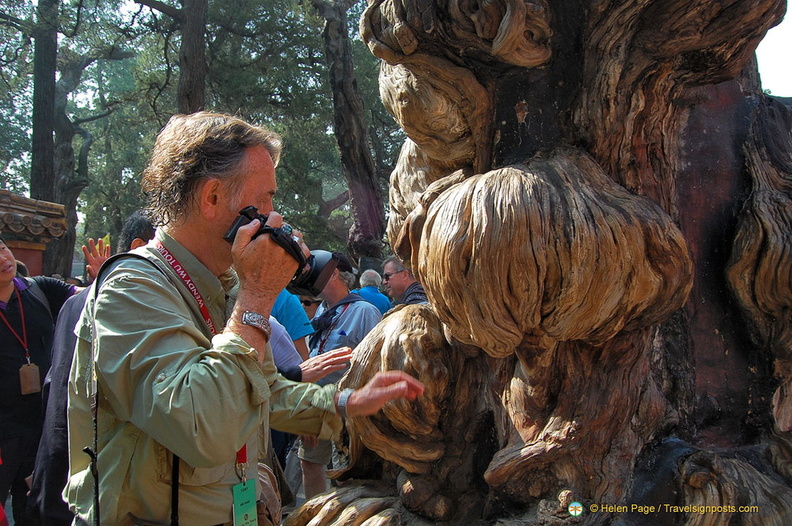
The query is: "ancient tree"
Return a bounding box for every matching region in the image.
[30,0,58,206]
[287,0,792,525]
[313,0,386,260]
[44,47,133,277]
[135,0,208,114]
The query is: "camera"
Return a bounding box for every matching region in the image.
[224,206,339,296]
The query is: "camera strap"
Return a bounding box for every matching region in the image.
[154,241,218,335]
[153,240,252,519]
[260,225,308,278]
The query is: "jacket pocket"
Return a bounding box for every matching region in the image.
[156,443,230,486]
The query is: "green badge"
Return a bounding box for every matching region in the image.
[232,479,258,526]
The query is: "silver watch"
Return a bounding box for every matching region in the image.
[337,388,354,419]
[241,311,272,339]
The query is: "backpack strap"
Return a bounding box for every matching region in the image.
[92,253,166,298]
[86,253,179,525]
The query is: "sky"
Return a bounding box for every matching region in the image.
[756,13,791,97]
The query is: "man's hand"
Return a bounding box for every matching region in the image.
[300,347,353,383]
[232,214,300,302]
[82,238,111,282]
[226,214,306,363]
[340,371,425,418]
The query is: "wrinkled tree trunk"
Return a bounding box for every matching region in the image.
[314,0,385,261]
[135,0,207,113]
[176,0,207,113]
[30,0,59,275]
[30,0,58,204]
[287,0,792,525]
[43,49,132,277]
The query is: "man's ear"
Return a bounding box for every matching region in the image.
[129,238,148,250]
[198,178,223,220]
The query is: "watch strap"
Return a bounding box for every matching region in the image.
[241,311,272,340]
[337,388,354,419]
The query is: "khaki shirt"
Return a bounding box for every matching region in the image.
[65,229,341,525]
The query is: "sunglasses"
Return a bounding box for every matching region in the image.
[301,299,321,306]
[382,269,407,282]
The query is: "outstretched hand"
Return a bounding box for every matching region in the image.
[82,238,111,282]
[300,347,353,383]
[342,370,425,418]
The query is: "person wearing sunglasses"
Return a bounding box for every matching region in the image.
[382,256,428,306]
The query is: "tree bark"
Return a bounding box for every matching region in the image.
[135,0,207,113]
[287,0,792,524]
[177,0,207,113]
[30,0,58,203]
[314,0,385,261]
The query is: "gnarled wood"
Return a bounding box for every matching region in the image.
[404,148,692,356]
[292,0,792,524]
[726,98,792,431]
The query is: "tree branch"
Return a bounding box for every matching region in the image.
[134,0,183,22]
[0,11,33,33]
[318,190,350,219]
[73,107,116,126]
[61,0,86,38]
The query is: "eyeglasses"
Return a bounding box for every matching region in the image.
[382,269,406,282]
[301,299,321,306]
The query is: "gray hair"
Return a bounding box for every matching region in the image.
[382,255,406,271]
[339,270,356,289]
[383,255,415,278]
[141,112,282,226]
[359,269,382,287]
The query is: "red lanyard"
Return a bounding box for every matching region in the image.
[154,241,247,469]
[154,241,218,336]
[0,287,30,359]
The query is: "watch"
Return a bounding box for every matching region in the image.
[337,388,355,419]
[241,311,272,340]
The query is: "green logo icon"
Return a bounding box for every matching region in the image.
[568,501,584,517]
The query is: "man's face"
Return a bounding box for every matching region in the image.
[227,144,277,216]
[210,145,278,273]
[382,261,410,301]
[0,241,17,287]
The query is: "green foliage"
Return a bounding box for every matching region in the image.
[204,0,357,252]
[0,0,402,259]
[77,60,157,246]
[0,1,35,192]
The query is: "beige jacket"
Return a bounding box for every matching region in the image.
[65,230,341,525]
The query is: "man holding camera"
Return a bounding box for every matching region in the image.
[65,112,423,526]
